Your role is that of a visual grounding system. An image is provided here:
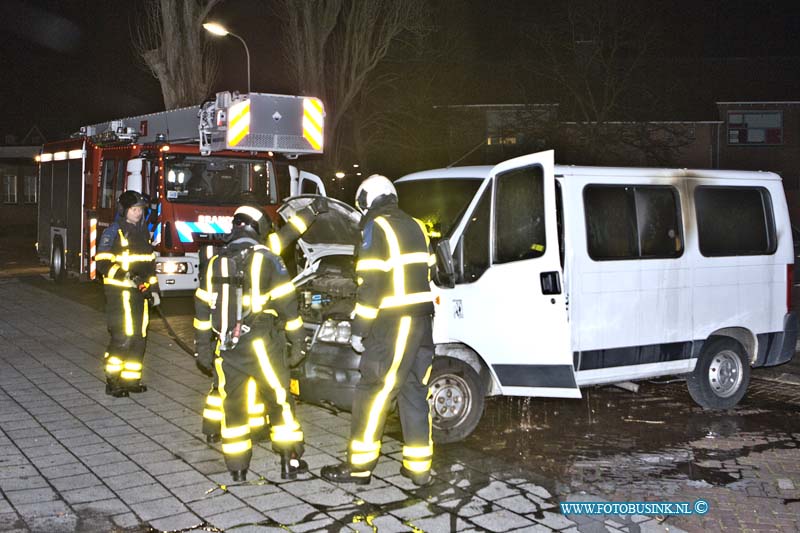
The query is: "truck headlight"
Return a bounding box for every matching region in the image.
[316,319,352,344]
[156,261,188,274]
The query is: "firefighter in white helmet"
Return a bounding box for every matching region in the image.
[321,174,436,486]
[193,202,325,481]
[197,199,327,445]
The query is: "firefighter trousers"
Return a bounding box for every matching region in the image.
[215,331,304,473]
[203,373,269,442]
[349,314,434,476]
[103,287,149,389]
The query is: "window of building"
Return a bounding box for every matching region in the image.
[495,165,546,263]
[487,136,518,146]
[695,186,776,256]
[728,111,783,145]
[584,185,683,260]
[3,175,17,204]
[23,175,37,204]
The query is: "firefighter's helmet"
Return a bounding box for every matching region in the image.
[117,190,147,216]
[355,174,397,214]
[233,205,272,237]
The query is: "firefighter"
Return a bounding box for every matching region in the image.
[193,204,314,482]
[321,175,436,487]
[196,200,326,444]
[96,190,159,397]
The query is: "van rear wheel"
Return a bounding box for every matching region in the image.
[429,357,484,444]
[687,338,750,409]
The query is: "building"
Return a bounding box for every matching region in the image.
[437,101,800,224]
[0,145,40,236]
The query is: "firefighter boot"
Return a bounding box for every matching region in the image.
[230,469,248,482]
[206,433,221,444]
[400,465,433,487]
[280,451,308,480]
[105,378,129,398]
[126,382,148,394]
[320,463,371,485]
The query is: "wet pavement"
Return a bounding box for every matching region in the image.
[0,272,799,532]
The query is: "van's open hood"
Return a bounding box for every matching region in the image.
[278,195,361,282]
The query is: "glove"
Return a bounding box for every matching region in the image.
[309,196,328,216]
[149,292,161,307]
[287,343,306,368]
[194,349,214,377]
[132,275,150,294]
[350,335,365,354]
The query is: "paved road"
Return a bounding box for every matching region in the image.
[1,277,799,532]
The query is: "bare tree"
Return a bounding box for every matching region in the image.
[521,0,664,161]
[132,0,221,109]
[273,0,430,171]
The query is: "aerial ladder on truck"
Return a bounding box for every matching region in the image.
[37,91,326,292]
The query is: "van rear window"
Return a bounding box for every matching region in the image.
[584,185,683,261]
[695,186,776,256]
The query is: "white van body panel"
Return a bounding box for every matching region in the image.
[397,159,793,396]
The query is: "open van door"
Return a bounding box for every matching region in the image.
[444,150,580,398]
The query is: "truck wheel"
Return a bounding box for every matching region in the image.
[687,337,750,409]
[50,238,66,283]
[429,357,485,444]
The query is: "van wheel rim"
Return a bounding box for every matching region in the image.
[708,350,743,398]
[429,374,471,428]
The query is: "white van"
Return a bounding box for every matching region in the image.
[285,150,797,443]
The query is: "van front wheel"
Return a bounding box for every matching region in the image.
[687,338,750,409]
[428,357,484,444]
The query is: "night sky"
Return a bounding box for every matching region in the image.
[1,0,799,142]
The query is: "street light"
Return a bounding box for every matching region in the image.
[203,22,251,94]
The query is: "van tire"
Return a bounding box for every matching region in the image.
[687,338,750,410]
[50,238,66,283]
[429,357,485,444]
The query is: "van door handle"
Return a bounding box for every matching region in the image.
[540,271,562,295]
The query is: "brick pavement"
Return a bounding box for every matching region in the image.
[2,277,791,532]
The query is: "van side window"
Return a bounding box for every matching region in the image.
[454,185,491,283]
[100,160,115,208]
[494,165,546,263]
[695,186,776,256]
[584,185,683,260]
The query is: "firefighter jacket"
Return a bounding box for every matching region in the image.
[352,195,436,338]
[96,218,157,290]
[193,232,305,364]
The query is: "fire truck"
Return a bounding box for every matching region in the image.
[37,91,326,293]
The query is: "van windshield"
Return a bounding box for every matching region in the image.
[162,155,273,205]
[396,178,483,239]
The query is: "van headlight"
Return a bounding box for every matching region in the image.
[316,319,352,344]
[156,261,188,274]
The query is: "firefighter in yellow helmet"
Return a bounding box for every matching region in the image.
[196,199,326,445]
[321,174,436,487]
[193,204,319,481]
[96,190,159,397]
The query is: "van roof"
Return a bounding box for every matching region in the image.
[397,164,781,183]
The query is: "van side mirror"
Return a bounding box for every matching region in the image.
[435,240,455,288]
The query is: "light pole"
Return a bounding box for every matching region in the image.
[203,22,251,94]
